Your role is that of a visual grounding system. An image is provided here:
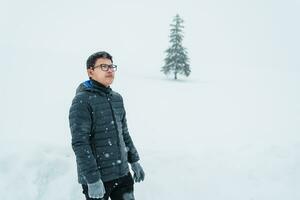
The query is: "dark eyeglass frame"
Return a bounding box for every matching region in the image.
[93,64,118,72]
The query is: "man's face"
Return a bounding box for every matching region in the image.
[87,58,115,87]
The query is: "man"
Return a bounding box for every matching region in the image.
[69,51,145,200]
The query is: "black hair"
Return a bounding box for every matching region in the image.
[86,51,113,69]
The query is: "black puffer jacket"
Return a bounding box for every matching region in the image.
[69,79,140,184]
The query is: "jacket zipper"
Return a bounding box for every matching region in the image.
[107,94,123,171]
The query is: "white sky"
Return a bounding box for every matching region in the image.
[1,0,299,71]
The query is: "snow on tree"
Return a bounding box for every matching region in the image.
[161,14,191,80]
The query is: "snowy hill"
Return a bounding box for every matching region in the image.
[1,67,299,200]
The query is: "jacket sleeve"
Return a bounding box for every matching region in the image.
[121,109,140,163]
[69,95,101,184]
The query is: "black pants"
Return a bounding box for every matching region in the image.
[82,172,135,200]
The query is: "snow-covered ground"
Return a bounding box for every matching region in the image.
[1,66,299,200]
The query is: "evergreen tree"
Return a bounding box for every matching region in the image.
[161,14,191,80]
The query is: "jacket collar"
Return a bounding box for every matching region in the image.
[83,79,112,95]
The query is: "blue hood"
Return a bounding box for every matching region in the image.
[75,79,112,95]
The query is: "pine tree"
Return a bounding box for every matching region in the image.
[161,14,191,80]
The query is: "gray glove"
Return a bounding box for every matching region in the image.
[87,179,106,199]
[130,162,145,182]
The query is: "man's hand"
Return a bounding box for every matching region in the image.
[87,179,106,199]
[130,162,145,182]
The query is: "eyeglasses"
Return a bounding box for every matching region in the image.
[93,64,117,72]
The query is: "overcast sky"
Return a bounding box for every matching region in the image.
[1,0,299,72]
